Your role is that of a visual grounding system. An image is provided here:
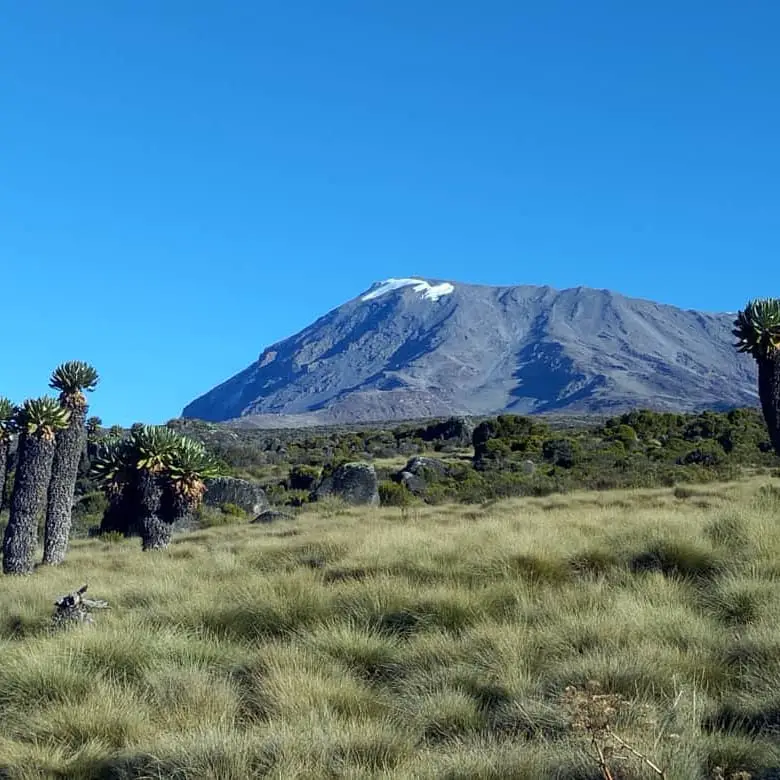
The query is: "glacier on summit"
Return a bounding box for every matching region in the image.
[361,278,455,303]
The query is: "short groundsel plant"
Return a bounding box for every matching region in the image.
[561,680,668,780]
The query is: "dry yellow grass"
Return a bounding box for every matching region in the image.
[1,478,780,778]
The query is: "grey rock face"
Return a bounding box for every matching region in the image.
[313,462,380,506]
[182,279,757,425]
[204,477,269,516]
[394,456,451,496]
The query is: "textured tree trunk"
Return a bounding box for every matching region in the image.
[758,352,780,456]
[3,433,56,574]
[0,439,8,512]
[136,470,172,550]
[163,489,196,532]
[42,409,87,564]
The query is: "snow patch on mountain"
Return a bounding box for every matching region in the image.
[361,278,455,303]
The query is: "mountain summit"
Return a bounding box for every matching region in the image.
[182,278,757,426]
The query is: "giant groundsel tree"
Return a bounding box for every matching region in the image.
[3,398,70,574]
[0,398,15,511]
[91,425,219,550]
[43,361,99,565]
[734,298,780,455]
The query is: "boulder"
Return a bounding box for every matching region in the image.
[428,416,474,446]
[252,508,295,524]
[313,462,380,506]
[398,471,426,496]
[403,456,451,480]
[520,459,536,475]
[203,477,270,516]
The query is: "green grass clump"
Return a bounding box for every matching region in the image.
[4,477,780,777]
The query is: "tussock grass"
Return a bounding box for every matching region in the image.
[3,478,780,777]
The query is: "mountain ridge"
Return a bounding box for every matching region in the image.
[182,278,757,426]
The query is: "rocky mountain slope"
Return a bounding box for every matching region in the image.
[182,278,757,426]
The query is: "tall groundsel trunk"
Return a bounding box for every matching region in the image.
[136,469,173,550]
[758,350,780,456]
[43,407,87,564]
[165,490,196,532]
[3,433,57,574]
[0,438,9,512]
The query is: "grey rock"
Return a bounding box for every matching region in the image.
[398,471,426,495]
[252,509,295,524]
[182,278,758,425]
[203,477,269,516]
[520,459,536,475]
[403,456,451,479]
[397,440,423,456]
[313,462,380,506]
[425,416,474,445]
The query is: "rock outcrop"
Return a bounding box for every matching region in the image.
[203,477,269,515]
[252,508,295,524]
[313,462,380,506]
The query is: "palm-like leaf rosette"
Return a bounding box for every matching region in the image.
[167,437,221,509]
[733,299,780,360]
[16,397,71,442]
[91,426,221,510]
[90,435,135,498]
[131,425,182,474]
[49,361,99,411]
[0,398,17,444]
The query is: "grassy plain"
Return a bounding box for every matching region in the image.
[2,479,780,778]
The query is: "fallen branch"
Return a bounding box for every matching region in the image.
[609,728,667,777]
[51,584,109,631]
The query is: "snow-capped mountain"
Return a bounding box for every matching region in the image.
[181,278,757,425]
[360,278,455,302]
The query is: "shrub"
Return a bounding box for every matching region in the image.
[98,530,126,544]
[611,424,639,449]
[71,491,109,535]
[220,502,246,517]
[288,464,321,491]
[542,438,577,469]
[198,504,247,528]
[676,442,723,466]
[312,495,350,517]
[282,489,311,507]
[378,480,414,507]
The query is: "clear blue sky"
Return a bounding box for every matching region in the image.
[3,1,778,425]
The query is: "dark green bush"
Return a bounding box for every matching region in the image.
[378,480,414,507]
[541,438,578,468]
[288,464,321,490]
[166,407,774,507]
[220,502,246,517]
[71,491,109,536]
